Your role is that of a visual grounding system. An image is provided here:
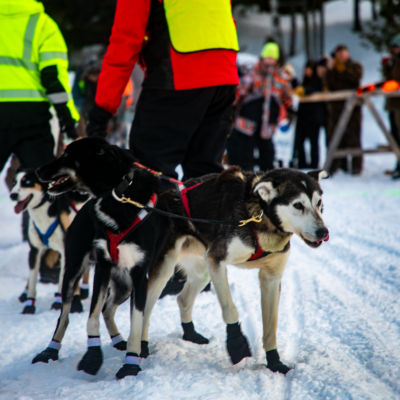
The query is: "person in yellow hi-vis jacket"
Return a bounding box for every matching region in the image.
[0,0,79,172]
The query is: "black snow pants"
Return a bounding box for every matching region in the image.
[129,85,236,180]
[293,119,320,169]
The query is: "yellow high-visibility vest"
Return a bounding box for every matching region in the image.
[0,0,79,121]
[163,0,239,53]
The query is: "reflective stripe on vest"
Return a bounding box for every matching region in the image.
[23,13,40,61]
[0,89,45,99]
[0,56,37,71]
[163,0,239,53]
[39,51,68,62]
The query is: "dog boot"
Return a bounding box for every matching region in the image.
[182,322,209,344]
[266,349,291,375]
[111,334,127,351]
[22,298,35,314]
[226,322,251,364]
[77,337,103,375]
[140,341,149,358]
[19,289,28,303]
[70,294,83,313]
[80,282,90,300]
[51,293,62,310]
[116,353,142,380]
[32,341,61,364]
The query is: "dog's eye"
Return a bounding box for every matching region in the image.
[96,149,105,155]
[293,202,304,210]
[12,180,16,186]
[25,180,30,185]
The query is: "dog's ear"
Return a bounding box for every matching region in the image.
[108,145,136,165]
[307,170,329,182]
[254,180,278,202]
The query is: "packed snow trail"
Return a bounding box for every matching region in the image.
[0,153,399,400]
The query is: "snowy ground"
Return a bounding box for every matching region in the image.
[1,154,400,400]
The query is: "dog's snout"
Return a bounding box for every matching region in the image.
[10,193,18,201]
[315,227,329,240]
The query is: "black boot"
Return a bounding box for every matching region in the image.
[77,346,103,376]
[266,349,291,374]
[140,340,149,358]
[116,353,142,379]
[226,322,251,364]
[182,322,209,344]
[32,347,59,364]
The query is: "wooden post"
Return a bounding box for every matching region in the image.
[323,94,359,171]
[364,97,400,159]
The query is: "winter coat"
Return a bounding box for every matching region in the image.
[384,56,400,110]
[297,75,327,126]
[235,61,292,138]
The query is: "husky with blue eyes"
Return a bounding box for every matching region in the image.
[10,169,88,314]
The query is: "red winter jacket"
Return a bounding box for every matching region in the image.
[96,0,239,114]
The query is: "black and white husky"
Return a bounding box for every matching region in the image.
[10,169,87,314]
[32,138,329,380]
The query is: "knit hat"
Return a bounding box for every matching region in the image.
[390,33,400,48]
[260,42,280,60]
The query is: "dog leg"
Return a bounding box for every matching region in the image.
[177,257,210,345]
[259,268,291,375]
[80,269,90,300]
[141,257,177,358]
[77,260,111,376]
[19,280,29,303]
[206,255,251,364]
[22,246,45,314]
[31,258,84,364]
[116,266,149,380]
[33,202,95,365]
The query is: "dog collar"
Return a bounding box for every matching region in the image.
[113,170,134,198]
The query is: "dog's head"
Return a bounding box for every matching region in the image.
[10,169,48,214]
[253,169,329,248]
[36,138,136,197]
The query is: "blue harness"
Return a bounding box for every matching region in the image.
[33,219,59,247]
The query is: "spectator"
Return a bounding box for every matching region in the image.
[0,0,79,176]
[281,63,299,90]
[325,45,363,175]
[382,34,400,179]
[293,60,324,169]
[227,42,293,171]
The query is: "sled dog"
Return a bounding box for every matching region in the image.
[10,169,88,314]
[32,138,329,380]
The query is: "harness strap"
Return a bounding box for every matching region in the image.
[247,226,270,261]
[178,182,204,218]
[33,219,59,247]
[68,200,79,213]
[106,193,157,264]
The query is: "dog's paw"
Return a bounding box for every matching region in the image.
[140,341,149,358]
[32,348,59,364]
[80,288,89,300]
[70,294,83,313]
[116,364,141,380]
[77,346,103,375]
[51,302,62,310]
[22,305,35,314]
[113,341,127,351]
[226,322,252,365]
[266,349,291,375]
[19,291,27,303]
[182,322,209,345]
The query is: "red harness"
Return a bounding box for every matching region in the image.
[177,182,268,262]
[106,193,157,264]
[68,200,79,213]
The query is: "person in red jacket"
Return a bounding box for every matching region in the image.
[86,0,239,180]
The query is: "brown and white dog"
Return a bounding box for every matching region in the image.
[31,138,329,379]
[10,169,88,314]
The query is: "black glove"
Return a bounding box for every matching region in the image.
[86,105,113,138]
[54,103,79,140]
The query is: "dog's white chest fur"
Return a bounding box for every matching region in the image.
[95,239,146,269]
